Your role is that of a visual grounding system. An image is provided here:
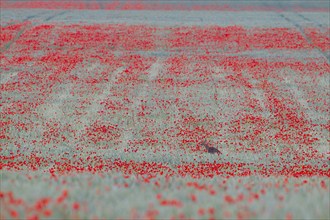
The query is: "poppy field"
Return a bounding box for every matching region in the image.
[1,1,330,219]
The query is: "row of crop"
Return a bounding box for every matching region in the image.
[2,24,329,53]
[1,1,328,12]
[1,154,329,178]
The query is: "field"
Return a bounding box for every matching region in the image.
[1,1,330,219]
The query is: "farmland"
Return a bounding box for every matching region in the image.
[1,1,330,219]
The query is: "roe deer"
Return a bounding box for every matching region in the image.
[201,140,221,154]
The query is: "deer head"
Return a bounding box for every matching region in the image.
[201,140,210,150]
